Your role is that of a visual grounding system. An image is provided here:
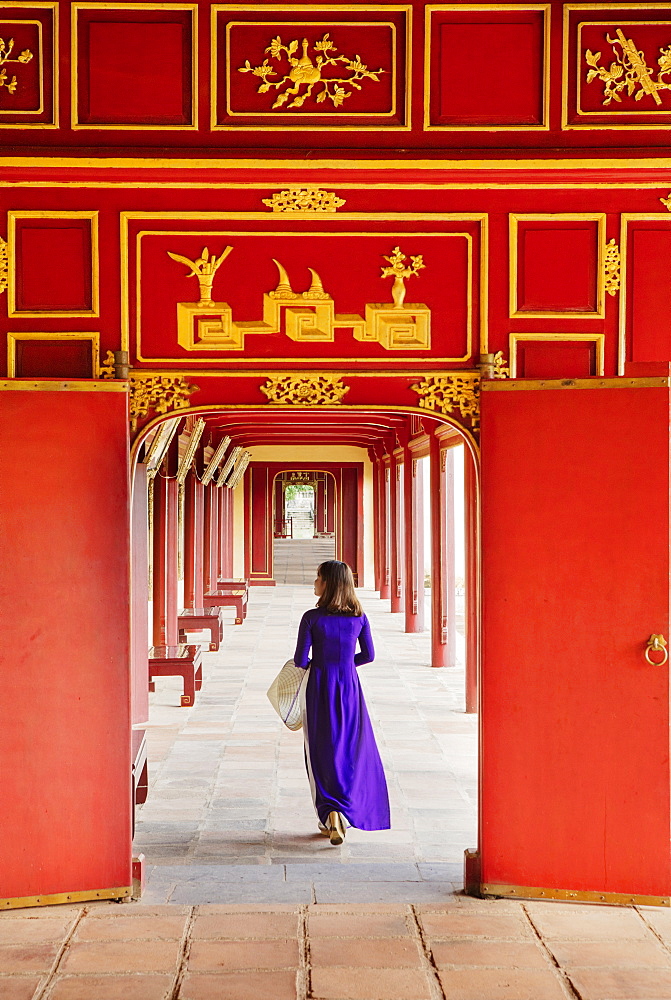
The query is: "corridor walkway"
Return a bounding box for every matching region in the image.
[134,581,475,904]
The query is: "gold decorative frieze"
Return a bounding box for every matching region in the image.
[170,246,431,352]
[585,30,671,107]
[412,354,508,431]
[261,188,346,213]
[129,375,199,431]
[0,35,33,100]
[604,238,621,296]
[261,374,350,405]
[238,32,385,111]
[0,235,8,294]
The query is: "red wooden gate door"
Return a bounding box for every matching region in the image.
[479,374,671,905]
[0,382,132,908]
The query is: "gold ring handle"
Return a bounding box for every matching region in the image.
[645,634,669,666]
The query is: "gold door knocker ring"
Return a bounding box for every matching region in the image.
[645,634,669,666]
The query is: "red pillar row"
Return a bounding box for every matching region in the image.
[380,461,391,599]
[404,446,425,634]
[389,449,404,613]
[464,445,479,714]
[183,473,204,608]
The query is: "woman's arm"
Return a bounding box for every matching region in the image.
[354,614,375,667]
[293,611,313,669]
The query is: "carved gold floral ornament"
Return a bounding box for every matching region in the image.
[412,354,508,432]
[381,246,425,309]
[0,36,33,101]
[604,238,621,296]
[585,29,671,106]
[261,374,350,405]
[262,188,346,213]
[0,235,8,295]
[238,32,385,111]
[129,375,199,431]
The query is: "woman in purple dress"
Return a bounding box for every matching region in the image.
[293,560,390,846]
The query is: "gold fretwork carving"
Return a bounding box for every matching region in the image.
[170,249,431,352]
[238,33,384,111]
[0,235,8,295]
[604,238,621,296]
[412,354,508,431]
[167,246,233,306]
[129,375,199,431]
[99,350,116,378]
[585,29,671,107]
[262,188,346,213]
[260,374,350,405]
[0,36,33,101]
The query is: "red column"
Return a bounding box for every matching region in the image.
[152,475,178,647]
[184,473,198,608]
[430,435,447,667]
[203,483,219,595]
[224,487,234,578]
[389,450,404,613]
[371,455,381,591]
[404,447,425,633]
[131,464,149,723]
[380,462,391,599]
[274,477,284,536]
[464,445,479,714]
[217,485,226,582]
[315,476,326,535]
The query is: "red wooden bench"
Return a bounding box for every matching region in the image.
[178,606,224,651]
[203,588,248,624]
[148,644,202,707]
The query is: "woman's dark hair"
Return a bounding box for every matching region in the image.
[316,560,363,616]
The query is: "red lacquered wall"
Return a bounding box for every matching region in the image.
[0,383,132,903]
[480,378,671,898]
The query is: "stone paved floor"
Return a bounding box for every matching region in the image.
[134,579,475,904]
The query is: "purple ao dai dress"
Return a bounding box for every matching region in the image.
[293,608,391,831]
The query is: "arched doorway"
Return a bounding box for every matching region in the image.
[273,469,337,585]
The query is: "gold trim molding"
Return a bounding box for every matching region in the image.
[261,373,350,404]
[0,885,132,910]
[481,376,670,391]
[480,881,670,907]
[262,187,345,212]
[0,234,7,293]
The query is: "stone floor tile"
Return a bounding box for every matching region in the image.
[641,907,671,943]
[284,863,421,883]
[0,942,59,971]
[179,970,297,1000]
[431,939,549,969]
[74,914,187,940]
[48,974,173,1000]
[567,967,671,999]
[192,911,299,938]
[311,936,422,967]
[308,911,411,937]
[0,978,43,1000]
[187,938,298,970]
[168,882,313,905]
[0,917,74,943]
[549,937,671,968]
[420,911,531,939]
[310,966,432,1000]
[60,939,180,974]
[313,881,456,904]
[528,904,650,941]
[438,967,568,999]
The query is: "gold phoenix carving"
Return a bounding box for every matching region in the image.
[604,238,621,296]
[238,33,385,111]
[261,375,350,405]
[129,375,199,431]
[0,235,8,294]
[169,246,430,352]
[262,188,346,213]
[412,354,508,431]
[0,36,33,100]
[585,29,671,106]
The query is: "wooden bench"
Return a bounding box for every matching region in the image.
[148,644,202,707]
[178,606,224,651]
[131,728,148,836]
[203,588,248,625]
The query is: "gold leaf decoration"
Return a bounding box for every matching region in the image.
[260,374,350,405]
[99,350,115,379]
[262,188,346,213]
[239,33,384,112]
[129,375,199,431]
[412,356,508,432]
[0,37,33,103]
[585,29,671,107]
[660,192,671,211]
[604,238,621,296]
[0,235,7,294]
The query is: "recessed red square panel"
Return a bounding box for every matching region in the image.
[14,219,94,313]
[514,222,601,315]
[15,339,94,379]
[517,342,596,379]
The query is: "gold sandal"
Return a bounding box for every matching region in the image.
[328,811,346,846]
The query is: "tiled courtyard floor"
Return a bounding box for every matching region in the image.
[3,551,671,998]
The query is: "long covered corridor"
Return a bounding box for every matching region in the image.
[134,580,475,905]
